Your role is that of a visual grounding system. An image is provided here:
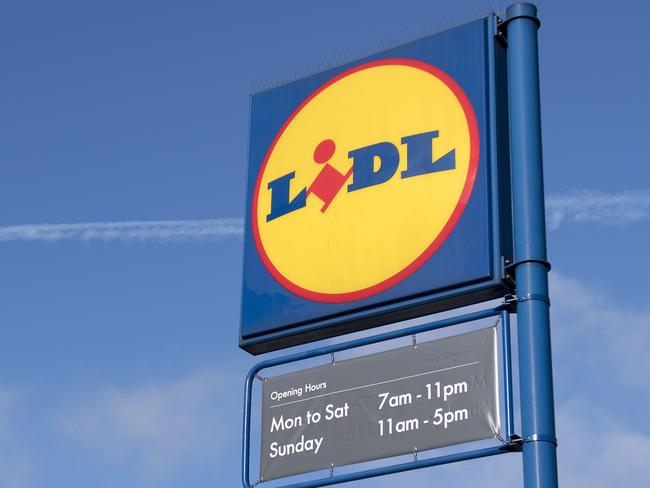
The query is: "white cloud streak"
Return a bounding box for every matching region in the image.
[0,218,243,243]
[546,190,650,230]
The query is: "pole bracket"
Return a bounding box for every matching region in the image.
[518,293,550,306]
[524,434,558,446]
[508,434,524,451]
[505,258,552,273]
[497,294,519,312]
[498,292,550,311]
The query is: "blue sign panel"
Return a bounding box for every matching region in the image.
[240,16,512,354]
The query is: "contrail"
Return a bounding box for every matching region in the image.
[0,190,647,243]
[0,218,244,243]
[545,190,650,230]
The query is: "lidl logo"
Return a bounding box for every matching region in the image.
[252,59,479,303]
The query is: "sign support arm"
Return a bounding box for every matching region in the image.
[504,3,559,487]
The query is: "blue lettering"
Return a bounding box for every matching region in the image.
[265,130,454,221]
[347,142,399,192]
[400,130,455,179]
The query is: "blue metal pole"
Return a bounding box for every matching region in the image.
[504,3,558,487]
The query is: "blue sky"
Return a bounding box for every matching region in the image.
[1,0,649,487]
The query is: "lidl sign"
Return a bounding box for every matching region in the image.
[255,59,479,302]
[241,18,513,354]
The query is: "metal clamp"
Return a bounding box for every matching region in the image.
[255,374,267,382]
[508,435,524,450]
[524,434,558,446]
[498,294,519,312]
[495,14,508,45]
[505,258,552,272]
[329,463,335,477]
[500,293,550,308]
[518,293,550,306]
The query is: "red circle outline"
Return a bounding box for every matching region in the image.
[251,58,480,303]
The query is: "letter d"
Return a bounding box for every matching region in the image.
[347,142,399,192]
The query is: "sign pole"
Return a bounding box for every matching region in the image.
[504,3,559,487]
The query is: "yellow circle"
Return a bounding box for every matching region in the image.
[254,60,478,302]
